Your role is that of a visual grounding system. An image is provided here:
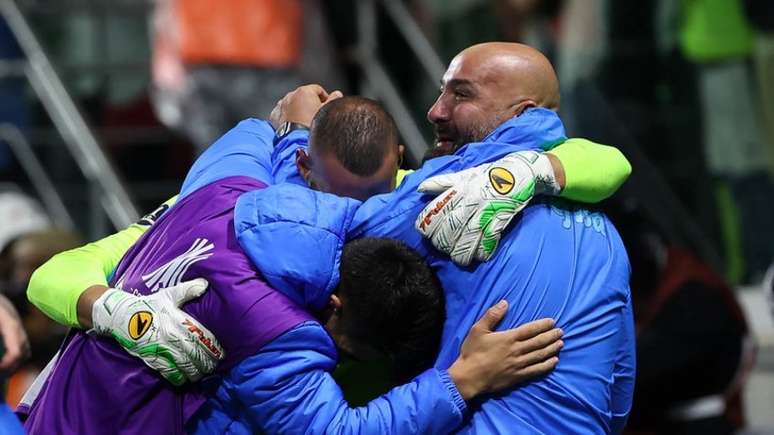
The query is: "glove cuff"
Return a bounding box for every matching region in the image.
[91,288,127,336]
[517,151,560,196]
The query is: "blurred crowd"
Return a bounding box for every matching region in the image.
[0,0,773,434]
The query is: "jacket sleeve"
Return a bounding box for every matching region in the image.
[223,322,466,435]
[26,197,177,328]
[271,128,309,186]
[180,118,277,197]
[548,138,632,203]
[27,224,144,328]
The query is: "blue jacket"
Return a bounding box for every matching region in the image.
[177,119,467,434]
[235,108,636,434]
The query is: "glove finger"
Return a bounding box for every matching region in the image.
[426,196,481,263]
[174,357,205,384]
[417,169,471,194]
[475,194,534,262]
[449,214,486,266]
[130,340,189,386]
[169,320,221,381]
[415,186,464,238]
[176,314,225,362]
[169,278,210,306]
[151,317,221,384]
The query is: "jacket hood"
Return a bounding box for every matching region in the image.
[234,184,360,312]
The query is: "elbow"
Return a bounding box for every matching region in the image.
[26,257,53,309]
[607,148,632,196]
[618,150,633,182]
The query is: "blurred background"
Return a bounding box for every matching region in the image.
[0,0,772,433]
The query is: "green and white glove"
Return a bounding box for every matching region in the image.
[91,278,224,386]
[415,151,559,266]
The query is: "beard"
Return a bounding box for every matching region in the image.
[423,121,496,164]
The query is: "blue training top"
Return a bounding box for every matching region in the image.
[177,119,467,434]
[235,108,636,434]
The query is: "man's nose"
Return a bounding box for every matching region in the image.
[427,97,449,125]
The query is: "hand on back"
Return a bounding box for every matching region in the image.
[448,300,562,400]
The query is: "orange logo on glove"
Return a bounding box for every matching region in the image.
[419,190,457,231]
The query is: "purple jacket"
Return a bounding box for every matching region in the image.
[22,176,312,435]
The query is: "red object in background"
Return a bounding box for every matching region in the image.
[176,0,301,67]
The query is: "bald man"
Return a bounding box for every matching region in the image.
[426,42,561,159]
[239,42,635,433]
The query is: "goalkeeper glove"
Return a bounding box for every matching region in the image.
[92,279,224,386]
[415,151,559,266]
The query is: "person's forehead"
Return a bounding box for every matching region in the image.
[442,54,475,83]
[442,52,498,89]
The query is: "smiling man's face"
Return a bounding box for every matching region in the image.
[424,43,560,160]
[426,52,515,158]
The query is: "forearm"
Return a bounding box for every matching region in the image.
[27,196,177,328]
[323,369,465,434]
[180,118,276,196]
[229,326,465,434]
[27,223,145,328]
[0,293,29,371]
[548,138,632,202]
[76,285,109,329]
[271,129,309,185]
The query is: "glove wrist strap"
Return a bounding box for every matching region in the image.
[528,152,561,196]
[91,288,126,336]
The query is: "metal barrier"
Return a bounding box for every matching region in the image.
[0,0,139,230]
[0,123,75,229]
[355,0,445,166]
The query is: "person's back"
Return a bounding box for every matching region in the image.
[360,112,634,433]
[22,175,311,434]
[435,198,633,433]
[352,186,633,432]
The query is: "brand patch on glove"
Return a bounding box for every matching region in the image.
[489,167,515,195]
[418,190,457,231]
[182,319,223,359]
[128,311,153,339]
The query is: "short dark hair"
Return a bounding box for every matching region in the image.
[338,237,445,381]
[310,96,399,177]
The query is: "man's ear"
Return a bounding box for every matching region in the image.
[397,144,405,168]
[295,148,313,184]
[511,100,537,117]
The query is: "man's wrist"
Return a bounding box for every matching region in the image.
[527,152,562,196]
[447,360,483,401]
[544,153,566,194]
[437,369,468,414]
[276,121,309,137]
[77,285,109,329]
[274,122,310,146]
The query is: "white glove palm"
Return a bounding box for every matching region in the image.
[415,151,558,266]
[92,279,224,386]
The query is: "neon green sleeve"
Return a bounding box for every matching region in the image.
[27,196,178,328]
[548,138,632,203]
[396,169,414,187]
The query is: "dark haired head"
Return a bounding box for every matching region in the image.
[296,97,404,201]
[324,237,445,381]
[311,97,398,176]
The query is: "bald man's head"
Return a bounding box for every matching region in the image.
[425,42,560,160]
